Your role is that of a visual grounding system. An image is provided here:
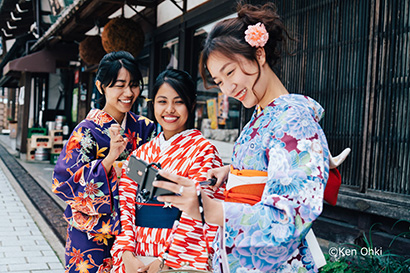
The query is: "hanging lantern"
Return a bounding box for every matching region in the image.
[79,35,107,65]
[101,17,145,58]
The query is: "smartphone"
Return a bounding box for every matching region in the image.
[126,155,176,198]
[199,177,217,186]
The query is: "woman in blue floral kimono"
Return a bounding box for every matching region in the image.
[154,3,330,273]
[52,51,155,273]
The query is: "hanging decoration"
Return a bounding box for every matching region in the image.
[79,35,106,65]
[101,17,145,58]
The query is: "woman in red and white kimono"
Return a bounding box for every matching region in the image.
[111,69,224,273]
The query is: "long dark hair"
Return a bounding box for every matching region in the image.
[95,51,143,106]
[150,69,196,129]
[199,2,294,88]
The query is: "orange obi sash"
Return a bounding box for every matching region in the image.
[224,166,267,205]
[224,166,341,206]
[224,184,265,205]
[225,166,330,268]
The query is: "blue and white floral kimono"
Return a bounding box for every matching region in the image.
[213,94,330,273]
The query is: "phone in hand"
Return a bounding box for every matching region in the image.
[126,155,176,199]
[199,177,217,186]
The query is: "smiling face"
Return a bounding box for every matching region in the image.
[154,82,189,140]
[206,51,270,108]
[100,67,140,123]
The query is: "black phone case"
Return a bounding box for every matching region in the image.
[126,155,175,197]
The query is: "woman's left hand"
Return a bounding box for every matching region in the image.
[154,170,201,221]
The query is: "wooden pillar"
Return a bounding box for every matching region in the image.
[360,0,379,193]
[16,72,32,154]
[77,72,90,122]
[148,39,160,121]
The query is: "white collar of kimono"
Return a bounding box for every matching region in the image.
[158,129,190,150]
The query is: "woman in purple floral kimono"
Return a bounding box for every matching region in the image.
[154,3,330,273]
[52,51,155,273]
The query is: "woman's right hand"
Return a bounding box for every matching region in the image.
[102,124,128,173]
[122,251,146,273]
[207,165,230,191]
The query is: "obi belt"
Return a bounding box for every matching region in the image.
[135,194,181,229]
[224,166,327,268]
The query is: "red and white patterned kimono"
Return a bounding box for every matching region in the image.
[111,129,224,272]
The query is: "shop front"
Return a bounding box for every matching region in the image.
[0,0,255,162]
[142,0,255,162]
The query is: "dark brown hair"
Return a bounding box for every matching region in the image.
[199,2,294,88]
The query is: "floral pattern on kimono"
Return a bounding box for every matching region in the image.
[52,109,155,273]
[213,94,330,273]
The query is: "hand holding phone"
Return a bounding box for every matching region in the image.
[199,177,217,186]
[126,155,176,199]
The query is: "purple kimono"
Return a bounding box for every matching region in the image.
[52,109,155,273]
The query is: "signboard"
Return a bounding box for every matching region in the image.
[72,87,78,123]
[48,0,65,16]
[207,98,218,129]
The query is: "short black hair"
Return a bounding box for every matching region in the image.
[96,51,143,91]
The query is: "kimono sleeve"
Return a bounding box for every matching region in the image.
[111,153,139,263]
[52,124,115,216]
[188,140,222,181]
[221,107,329,271]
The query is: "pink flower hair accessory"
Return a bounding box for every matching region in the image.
[244,22,269,48]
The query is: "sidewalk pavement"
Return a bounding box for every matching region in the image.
[0,135,65,273]
[0,135,66,211]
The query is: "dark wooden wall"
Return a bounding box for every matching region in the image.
[277,0,410,252]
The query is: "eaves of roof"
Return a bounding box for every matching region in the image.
[30,0,90,51]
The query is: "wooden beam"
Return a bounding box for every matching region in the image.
[17,72,32,154]
[97,0,163,8]
[78,0,120,19]
[169,0,184,12]
[336,189,410,221]
[128,4,155,27]
[59,1,122,41]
